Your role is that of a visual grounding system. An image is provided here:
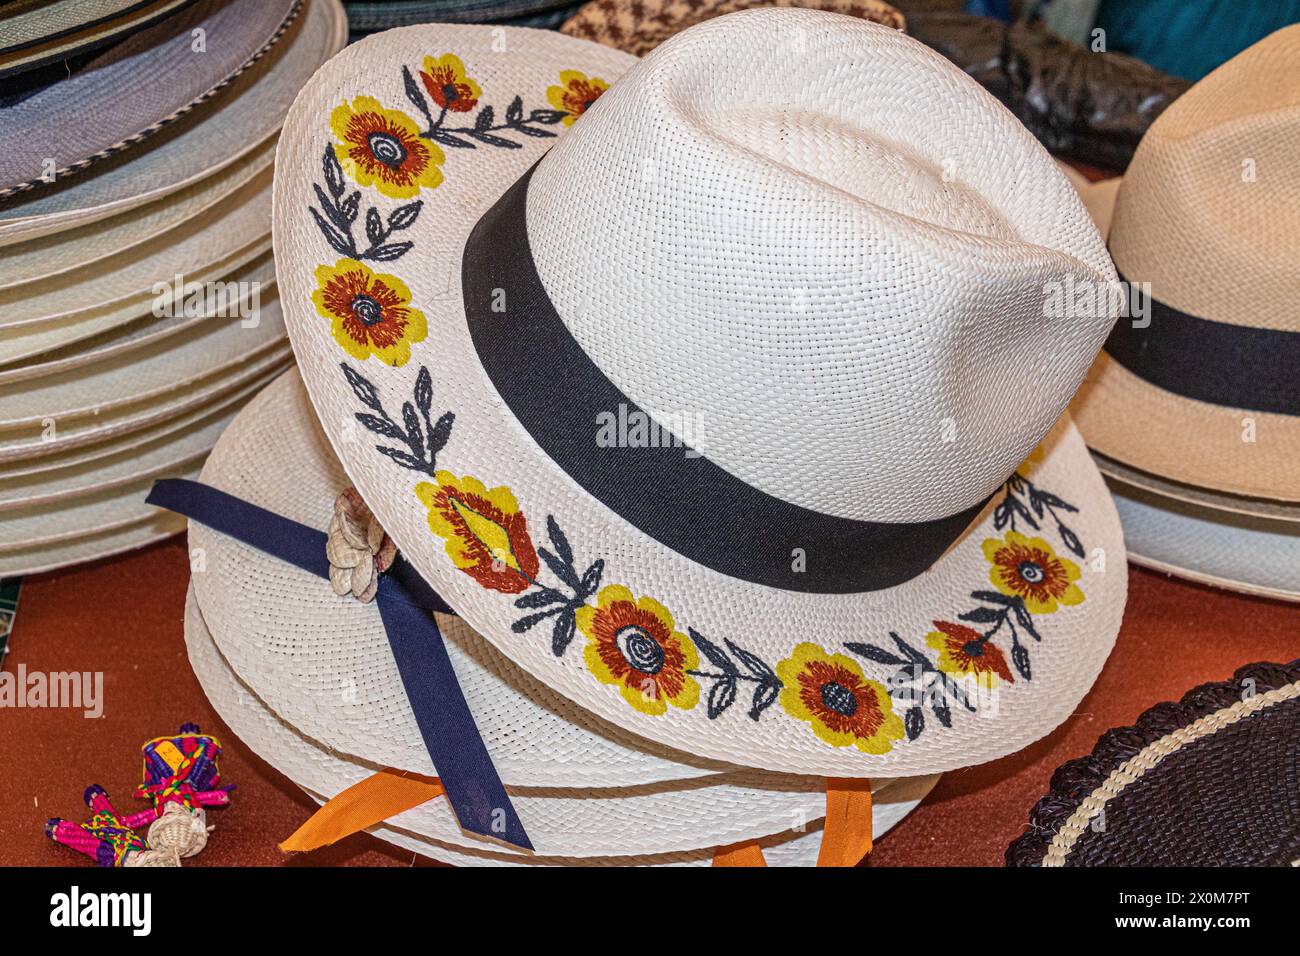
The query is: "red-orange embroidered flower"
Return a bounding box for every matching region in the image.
[546,70,609,126]
[415,472,539,593]
[926,621,1014,689]
[777,644,904,753]
[577,585,700,716]
[983,530,1084,615]
[312,259,427,366]
[419,53,482,113]
[329,96,444,199]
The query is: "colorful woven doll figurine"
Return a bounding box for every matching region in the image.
[123,723,231,859]
[46,786,180,868]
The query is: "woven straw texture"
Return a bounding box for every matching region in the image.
[1008,660,1300,867]
[0,306,291,465]
[1108,477,1300,603]
[0,257,276,386]
[186,584,938,858]
[560,0,904,57]
[1071,26,1300,503]
[0,510,186,576]
[0,143,271,292]
[273,13,1125,775]
[0,0,195,75]
[0,0,345,246]
[1097,453,1300,526]
[0,0,300,197]
[0,172,270,331]
[195,371,780,788]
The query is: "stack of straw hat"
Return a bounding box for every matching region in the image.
[158,9,1131,864]
[0,0,348,576]
[1069,27,1300,602]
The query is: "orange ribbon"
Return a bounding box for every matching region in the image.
[280,769,444,853]
[712,841,768,866]
[817,777,873,867]
[282,771,874,866]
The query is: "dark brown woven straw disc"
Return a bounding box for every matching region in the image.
[1007,660,1300,866]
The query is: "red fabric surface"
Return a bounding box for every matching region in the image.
[1,538,1296,867]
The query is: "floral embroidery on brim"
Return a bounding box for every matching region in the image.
[982,530,1083,615]
[577,585,700,717]
[416,471,540,595]
[419,53,482,113]
[313,259,427,366]
[330,95,444,199]
[546,70,609,125]
[925,620,1014,691]
[777,643,904,754]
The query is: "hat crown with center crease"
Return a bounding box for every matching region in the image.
[519,8,1118,524]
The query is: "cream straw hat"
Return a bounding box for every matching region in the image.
[1071,26,1300,504]
[0,0,345,245]
[271,10,1126,777]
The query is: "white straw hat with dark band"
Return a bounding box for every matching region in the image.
[271,11,1126,777]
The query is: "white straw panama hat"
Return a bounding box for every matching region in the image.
[179,370,939,858]
[0,509,187,577]
[0,0,346,246]
[0,0,302,197]
[1070,26,1300,505]
[269,9,1127,778]
[185,585,940,865]
[0,0,197,78]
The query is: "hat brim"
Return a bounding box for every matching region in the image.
[274,23,1126,776]
[185,584,939,859]
[0,0,345,246]
[0,0,301,197]
[1008,659,1300,866]
[1107,475,1300,603]
[1069,176,1300,503]
[186,583,938,857]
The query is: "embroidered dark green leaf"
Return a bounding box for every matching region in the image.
[514,587,567,609]
[469,131,522,149]
[375,446,425,471]
[707,678,738,720]
[1012,642,1032,680]
[578,559,603,598]
[429,129,475,148]
[341,364,382,411]
[355,413,405,441]
[843,642,906,667]
[365,207,384,246]
[725,638,776,685]
[551,609,577,657]
[413,366,432,414]
[546,515,573,568]
[958,606,1003,624]
[512,608,560,633]
[505,96,523,124]
[402,65,433,125]
[474,105,494,131]
[366,241,414,261]
[1011,600,1041,641]
[748,679,780,720]
[688,628,737,676]
[904,706,924,741]
[426,411,454,457]
[930,695,952,728]
[310,208,353,257]
[971,590,1017,607]
[322,144,345,198]
[1058,524,1084,559]
[528,109,566,124]
[400,401,421,449]
[511,125,556,139]
[387,200,422,232]
[538,547,580,591]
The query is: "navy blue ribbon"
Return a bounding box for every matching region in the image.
[147,478,533,851]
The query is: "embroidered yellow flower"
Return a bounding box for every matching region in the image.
[777,643,904,754]
[312,259,427,366]
[546,70,608,125]
[419,53,482,113]
[925,621,1014,690]
[982,530,1084,615]
[415,472,539,594]
[576,585,700,717]
[329,95,444,198]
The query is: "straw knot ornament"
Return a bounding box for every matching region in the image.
[327,487,396,602]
